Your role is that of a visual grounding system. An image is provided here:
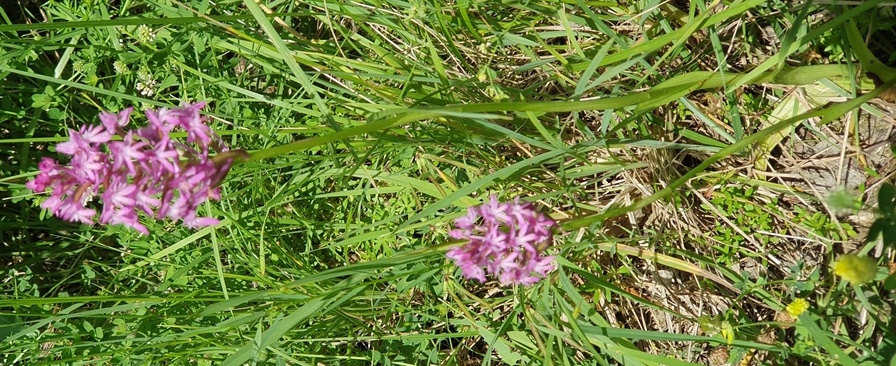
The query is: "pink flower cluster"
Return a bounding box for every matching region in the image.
[447,196,556,286]
[26,102,237,235]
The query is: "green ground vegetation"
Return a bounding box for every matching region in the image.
[2,0,896,364]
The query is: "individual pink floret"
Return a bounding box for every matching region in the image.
[99,107,133,134]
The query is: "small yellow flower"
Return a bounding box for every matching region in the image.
[785,298,809,318]
[832,254,877,285]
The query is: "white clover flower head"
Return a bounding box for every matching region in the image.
[136,24,156,44]
[136,69,157,97]
[73,60,87,73]
[113,60,130,74]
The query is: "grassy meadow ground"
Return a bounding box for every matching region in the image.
[2,0,896,365]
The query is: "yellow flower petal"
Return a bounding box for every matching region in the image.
[785,298,809,318]
[832,254,877,285]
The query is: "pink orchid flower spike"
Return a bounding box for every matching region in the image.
[26,102,247,235]
[446,196,557,286]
